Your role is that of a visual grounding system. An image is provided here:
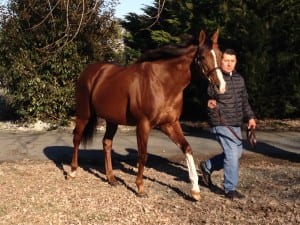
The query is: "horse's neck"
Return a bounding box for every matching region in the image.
[161,45,197,87]
[175,45,197,70]
[184,45,198,59]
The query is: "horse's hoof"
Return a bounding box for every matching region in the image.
[108,180,119,186]
[137,192,148,198]
[67,171,76,179]
[191,190,201,201]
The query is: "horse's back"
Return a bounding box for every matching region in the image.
[77,62,123,91]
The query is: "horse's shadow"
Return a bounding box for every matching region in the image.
[43,146,197,201]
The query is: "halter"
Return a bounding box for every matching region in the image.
[206,66,222,81]
[195,48,221,81]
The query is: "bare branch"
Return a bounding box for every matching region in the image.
[29,0,114,54]
[69,0,85,42]
[30,0,60,30]
[145,0,166,30]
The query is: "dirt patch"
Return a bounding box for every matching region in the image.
[0,154,299,225]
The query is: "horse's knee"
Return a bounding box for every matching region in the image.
[103,138,113,150]
[183,144,193,154]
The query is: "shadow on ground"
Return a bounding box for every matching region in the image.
[43,146,204,201]
[181,123,300,163]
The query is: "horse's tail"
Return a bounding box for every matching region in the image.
[76,64,101,147]
[81,110,98,146]
[76,62,117,146]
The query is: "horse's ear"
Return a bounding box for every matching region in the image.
[211,29,219,48]
[198,30,206,47]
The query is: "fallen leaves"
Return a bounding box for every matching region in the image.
[0,156,299,225]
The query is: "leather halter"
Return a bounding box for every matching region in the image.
[194,48,221,81]
[206,66,222,81]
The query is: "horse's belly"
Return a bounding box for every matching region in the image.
[92,93,134,125]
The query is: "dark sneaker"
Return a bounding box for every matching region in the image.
[225,190,245,200]
[200,161,212,187]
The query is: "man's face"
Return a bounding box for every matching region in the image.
[221,53,237,73]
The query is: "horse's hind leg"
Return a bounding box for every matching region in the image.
[103,122,118,185]
[160,121,201,201]
[69,117,89,178]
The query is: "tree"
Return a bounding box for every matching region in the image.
[120,0,224,119]
[120,0,299,119]
[0,0,121,124]
[217,0,299,118]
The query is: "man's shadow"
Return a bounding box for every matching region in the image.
[181,123,300,163]
[43,146,198,201]
[243,141,300,162]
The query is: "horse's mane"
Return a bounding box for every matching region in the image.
[137,44,196,63]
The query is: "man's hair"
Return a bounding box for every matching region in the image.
[223,48,237,56]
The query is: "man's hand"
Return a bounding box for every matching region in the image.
[248,118,256,129]
[208,99,217,109]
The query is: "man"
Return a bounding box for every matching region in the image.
[200,48,256,199]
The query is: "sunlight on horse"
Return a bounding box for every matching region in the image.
[70,30,224,201]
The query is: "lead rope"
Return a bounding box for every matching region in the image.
[213,108,242,141]
[212,108,256,149]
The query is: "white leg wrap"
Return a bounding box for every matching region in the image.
[185,153,200,192]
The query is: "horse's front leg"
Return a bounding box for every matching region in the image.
[103,122,118,185]
[160,121,201,201]
[135,120,151,197]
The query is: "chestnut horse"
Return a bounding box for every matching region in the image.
[70,30,225,201]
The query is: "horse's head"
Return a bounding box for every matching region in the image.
[195,29,226,94]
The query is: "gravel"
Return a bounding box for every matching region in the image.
[0,154,299,225]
